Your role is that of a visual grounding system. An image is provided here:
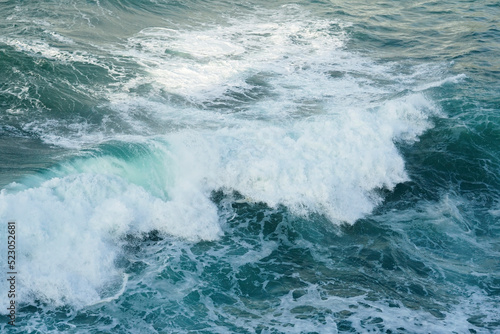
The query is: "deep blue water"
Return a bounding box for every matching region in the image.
[0,0,499,333]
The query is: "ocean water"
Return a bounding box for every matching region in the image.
[0,0,499,332]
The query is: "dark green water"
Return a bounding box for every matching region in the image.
[0,0,499,333]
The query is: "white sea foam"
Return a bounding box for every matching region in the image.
[2,39,81,63]
[0,6,446,310]
[45,31,75,44]
[120,7,348,101]
[176,95,434,223]
[0,170,221,308]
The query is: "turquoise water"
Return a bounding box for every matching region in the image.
[0,0,499,332]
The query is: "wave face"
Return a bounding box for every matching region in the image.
[1,0,499,332]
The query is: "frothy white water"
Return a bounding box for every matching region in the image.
[120,6,357,105]
[0,171,221,308]
[0,5,444,310]
[177,94,435,223]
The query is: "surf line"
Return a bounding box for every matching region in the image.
[6,221,16,326]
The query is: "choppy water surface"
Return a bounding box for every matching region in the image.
[0,0,499,333]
